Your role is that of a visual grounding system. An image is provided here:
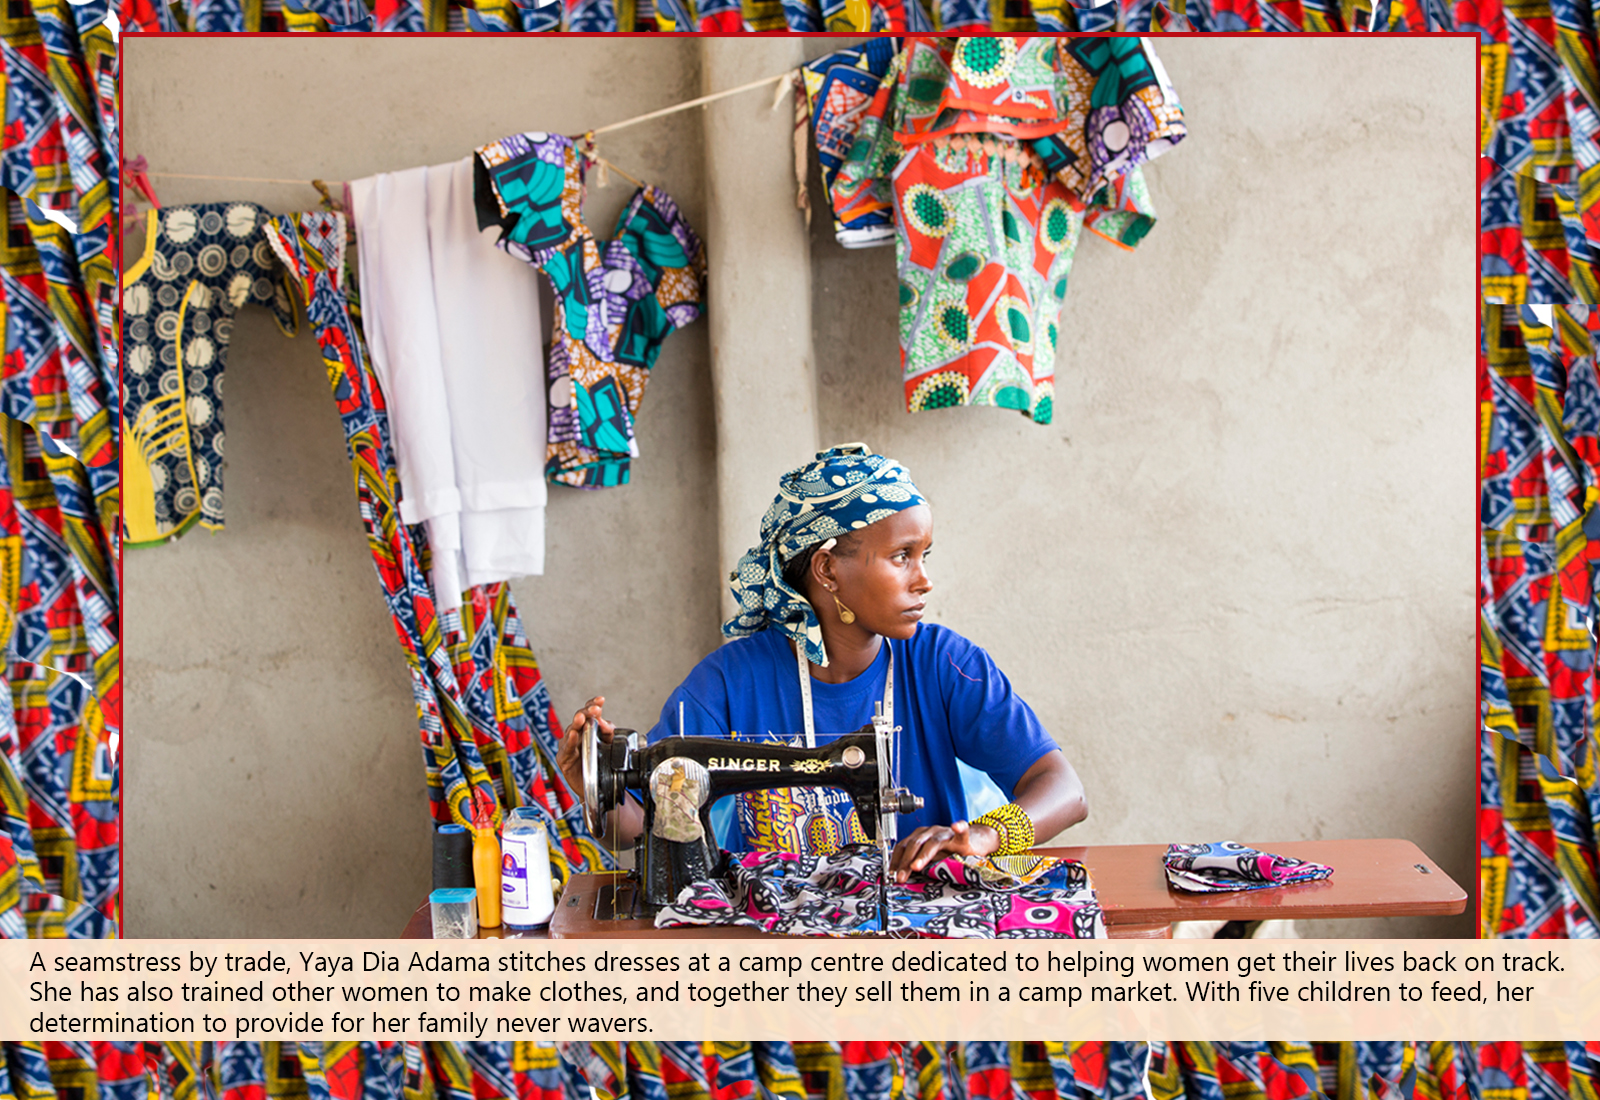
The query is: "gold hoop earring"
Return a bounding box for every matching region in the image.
[833,594,856,625]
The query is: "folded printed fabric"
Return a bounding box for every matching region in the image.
[1162,842,1333,893]
[656,843,1105,938]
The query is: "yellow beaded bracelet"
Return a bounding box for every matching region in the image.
[972,802,1035,856]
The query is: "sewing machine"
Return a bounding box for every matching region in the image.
[579,705,923,923]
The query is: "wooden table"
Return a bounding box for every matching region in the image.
[403,838,1465,940]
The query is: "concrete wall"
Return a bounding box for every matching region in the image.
[122,38,718,937]
[123,35,1475,938]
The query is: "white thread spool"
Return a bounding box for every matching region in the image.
[501,807,556,930]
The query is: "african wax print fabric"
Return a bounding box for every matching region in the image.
[596,1044,1600,1100]
[655,845,1106,938]
[474,131,706,489]
[560,1043,1328,1100]
[120,203,297,546]
[1162,842,1334,893]
[722,444,925,667]
[0,0,116,237]
[278,0,375,28]
[132,1042,588,1100]
[0,0,118,941]
[0,414,118,938]
[0,194,117,518]
[1470,0,1600,939]
[832,37,1183,425]
[803,40,901,247]
[1478,302,1600,938]
[1147,1044,1321,1100]
[262,211,609,888]
[116,0,1457,27]
[35,1045,1600,1100]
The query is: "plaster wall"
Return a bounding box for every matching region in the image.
[122,37,718,937]
[123,35,1476,938]
[805,36,1478,937]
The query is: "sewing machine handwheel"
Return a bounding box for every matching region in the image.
[582,716,605,835]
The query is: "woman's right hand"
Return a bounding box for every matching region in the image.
[556,695,614,797]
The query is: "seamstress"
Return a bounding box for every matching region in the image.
[554,444,1087,881]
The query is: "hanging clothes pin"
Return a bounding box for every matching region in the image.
[121,155,162,234]
[311,178,356,246]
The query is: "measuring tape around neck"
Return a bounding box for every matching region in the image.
[795,639,893,749]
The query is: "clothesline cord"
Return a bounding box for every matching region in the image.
[141,68,793,189]
[143,172,313,185]
[148,156,648,191]
[588,70,790,135]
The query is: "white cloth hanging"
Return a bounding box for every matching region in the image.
[351,156,548,611]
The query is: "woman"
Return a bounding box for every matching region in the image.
[555,444,1086,881]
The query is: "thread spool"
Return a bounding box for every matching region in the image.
[501,807,556,931]
[432,824,473,890]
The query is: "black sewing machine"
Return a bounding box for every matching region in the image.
[580,706,923,923]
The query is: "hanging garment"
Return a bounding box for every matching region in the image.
[832,37,1184,425]
[263,210,609,881]
[655,845,1105,937]
[1,0,122,506]
[474,130,706,488]
[802,39,902,247]
[349,157,549,613]
[120,202,297,545]
[1161,842,1334,893]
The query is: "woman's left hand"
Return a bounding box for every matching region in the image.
[887,821,1000,882]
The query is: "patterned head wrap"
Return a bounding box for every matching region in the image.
[723,443,927,666]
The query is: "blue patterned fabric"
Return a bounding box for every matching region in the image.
[724,443,927,667]
[121,203,297,545]
[801,40,900,247]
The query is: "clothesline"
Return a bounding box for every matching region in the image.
[141,67,796,193]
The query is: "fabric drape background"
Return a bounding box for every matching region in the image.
[0,0,118,937]
[1476,0,1600,937]
[12,1043,1600,1100]
[261,209,611,890]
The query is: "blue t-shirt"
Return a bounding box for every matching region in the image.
[643,623,1058,854]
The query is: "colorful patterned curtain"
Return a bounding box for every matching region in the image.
[82,1043,586,1100]
[0,0,118,938]
[10,1044,1600,1100]
[116,0,1451,34]
[546,1043,1600,1100]
[261,210,609,890]
[1475,0,1600,936]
